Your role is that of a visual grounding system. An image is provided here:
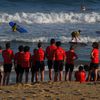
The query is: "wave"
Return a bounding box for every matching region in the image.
[6,0,100,5]
[0,12,100,24]
[0,36,100,43]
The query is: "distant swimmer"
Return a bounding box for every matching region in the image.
[71,30,81,43]
[12,23,17,32]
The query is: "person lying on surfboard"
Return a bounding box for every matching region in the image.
[12,23,17,32]
[71,30,81,43]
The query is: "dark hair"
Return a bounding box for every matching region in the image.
[38,42,42,48]
[56,41,61,47]
[0,46,2,50]
[79,66,83,71]
[50,39,55,45]
[70,45,74,50]
[6,42,10,49]
[24,46,30,52]
[92,42,99,49]
[78,30,81,32]
[33,48,37,53]
[18,45,23,52]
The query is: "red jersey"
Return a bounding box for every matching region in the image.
[46,45,57,60]
[91,48,99,63]
[75,71,86,83]
[66,50,78,64]
[14,52,24,65]
[36,48,45,61]
[2,49,14,64]
[54,47,66,61]
[22,52,31,68]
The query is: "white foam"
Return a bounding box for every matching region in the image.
[0,12,100,24]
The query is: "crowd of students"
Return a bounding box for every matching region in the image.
[0,39,99,86]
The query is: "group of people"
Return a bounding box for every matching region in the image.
[0,38,99,86]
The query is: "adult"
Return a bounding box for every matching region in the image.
[65,46,78,81]
[14,45,24,83]
[46,39,57,80]
[53,41,66,81]
[88,42,99,82]
[35,42,45,82]
[71,30,81,43]
[2,42,14,85]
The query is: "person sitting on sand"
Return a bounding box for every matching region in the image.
[53,41,66,81]
[46,39,57,81]
[31,48,37,83]
[71,30,81,43]
[12,23,17,32]
[75,66,86,83]
[2,42,14,85]
[65,45,78,81]
[87,42,99,82]
[35,42,45,82]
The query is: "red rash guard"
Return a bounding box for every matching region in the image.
[22,52,31,68]
[91,48,99,63]
[66,50,77,64]
[36,48,45,61]
[46,45,57,60]
[54,47,66,61]
[2,49,14,64]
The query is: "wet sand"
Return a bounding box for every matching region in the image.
[0,81,100,100]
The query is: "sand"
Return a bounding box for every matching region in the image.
[0,81,100,100]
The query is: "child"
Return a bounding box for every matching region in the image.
[75,66,86,83]
[31,48,37,83]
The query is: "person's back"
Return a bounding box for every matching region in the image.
[75,66,86,83]
[22,46,31,68]
[66,48,77,64]
[2,48,14,64]
[2,42,14,85]
[36,47,45,61]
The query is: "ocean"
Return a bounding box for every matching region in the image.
[0,0,100,67]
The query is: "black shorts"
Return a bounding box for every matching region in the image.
[31,65,36,73]
[65,63,74,72]
[89,63,99,70]
[54,60,64,72]
[36,61,45,72]
[47,60,54,69]
[15,64,24,74]
[22,68,30,73]
[3,64,12,73]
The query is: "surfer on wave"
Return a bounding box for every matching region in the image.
[71,30,81,43]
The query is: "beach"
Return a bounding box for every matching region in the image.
[0,81,100,100]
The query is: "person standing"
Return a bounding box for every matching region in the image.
[53,41,66,81]
[65,46,78,81]
[46,39,57,81]
[71,30,81,43]
[14,45,24,83]
[2,42,14,85]
[35,42,45,82]
[88,42,99,82]
[21,46,31,83]
[31,48,37,83]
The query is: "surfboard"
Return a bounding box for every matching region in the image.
[9,22,28,33]
[69,42,87,46]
